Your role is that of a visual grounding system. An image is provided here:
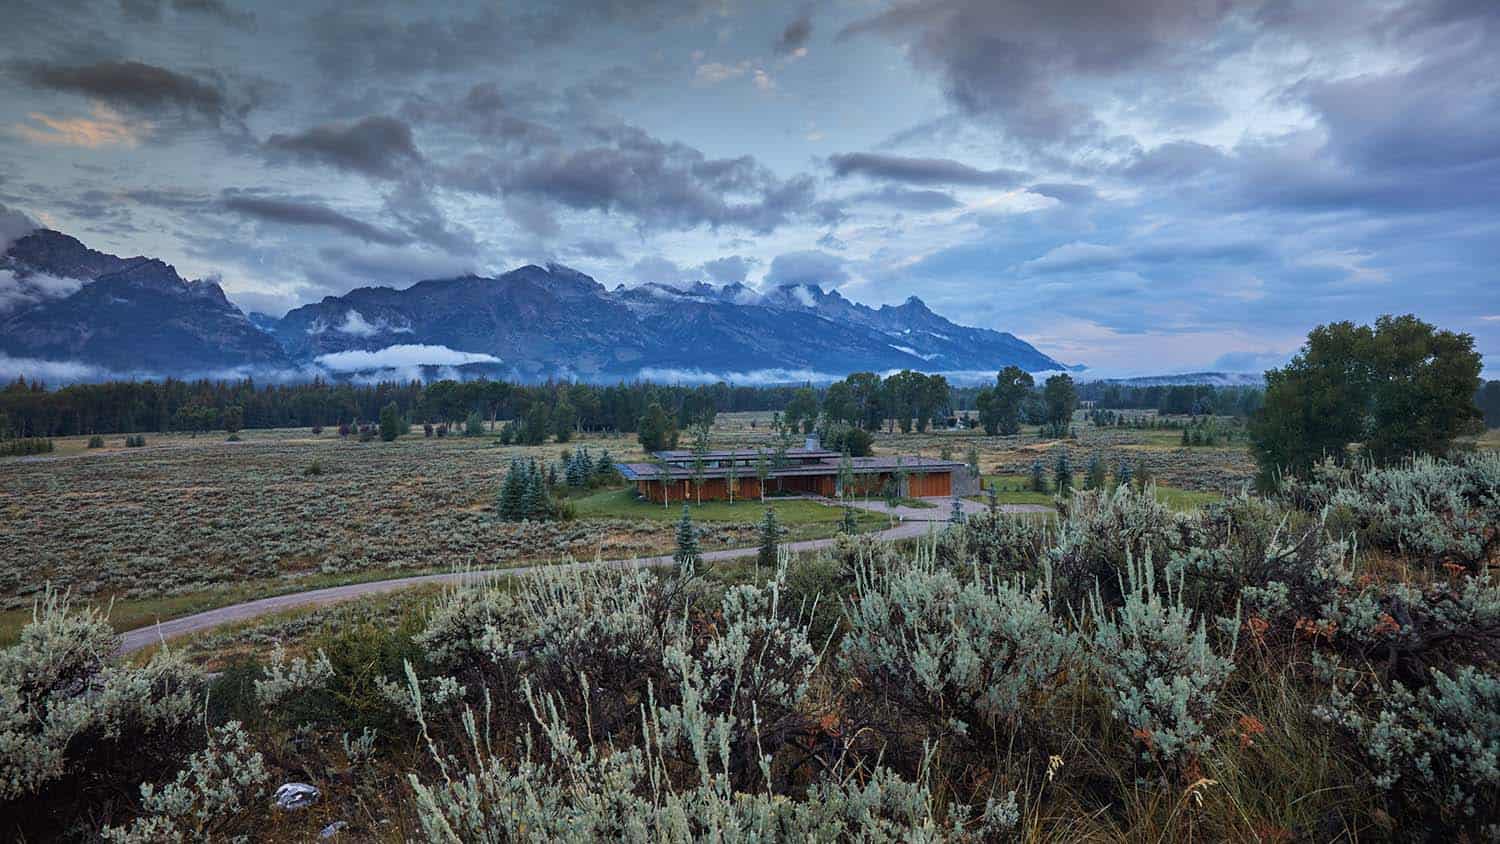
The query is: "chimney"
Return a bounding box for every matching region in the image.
[804,433,821,451]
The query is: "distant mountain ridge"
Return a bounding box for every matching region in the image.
[0,230,288,373]
[1,228,1072,381]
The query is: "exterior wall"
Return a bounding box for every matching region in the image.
[639,476,762,503]
[905,470,952,498]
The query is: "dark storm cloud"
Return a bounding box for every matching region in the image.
[764,250,849,287]
[119,0,255,28]
[829,152,1024,187]
[398,83,561,149]
[701,255,757,285]
[221,195,411,246]
[840,0,1241,142]
[306,0,717,80]
[263,116,424,180]
[16,60,226,118]
[775,9,813,54]
[382,180,481,255]
[572,239,622,260]
[451,124,825,234]
[851,186,961,211]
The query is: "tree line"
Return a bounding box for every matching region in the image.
[0,378,812,439]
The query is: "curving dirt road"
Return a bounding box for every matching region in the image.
[118,501,1050,654]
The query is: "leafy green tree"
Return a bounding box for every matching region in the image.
[1249,315,1483,487]
[465,411,485,437]
[222,405,243,436]
[822,380,858,427]
[1043,374,1078,429]
[673,505,701,575]
[784,387,820,435]
[977,366,1033,435]
[637,402,678,452]
[551,400,575,443]
[1478,380,1500,429]
[379,402,401,442]
[754,450,770,502]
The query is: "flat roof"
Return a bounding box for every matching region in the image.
[652,447,841,463]
[618,455,965,482]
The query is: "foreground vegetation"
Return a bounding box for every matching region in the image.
[2,450,1495,840]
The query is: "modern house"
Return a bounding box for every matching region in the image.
[619,436,973,503]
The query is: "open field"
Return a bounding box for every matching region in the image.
[0,413,1252,643]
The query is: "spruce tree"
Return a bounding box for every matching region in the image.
[1029,458,1048,493]
[840,505,859,535]
[379,402,401,442]
[986,481,1000,514]
[757,507,781,567]
[1085,455,1106,490]
[1054,449,1073,497]
[1117,460,1133,489]
[949,497,966,524]
[673,505,701,575]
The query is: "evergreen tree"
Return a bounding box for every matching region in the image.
[1117,460,1133,489]
[1054,448,1073,496]
[949,497,966,524]
[1133,459,1152,491]
[1029,458,1048,493]
[757,507,781,567]
[594,450,616,483]
[223,405,243,436]
[840,505,859,535]
[1085,454,1106,490]
[465,411,485,436]
[986,481,1000,514]
[673,505,701,575]
[498,458,526,519]
[551,400,575,443]
[379,402,401,442]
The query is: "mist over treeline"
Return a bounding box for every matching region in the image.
[4,374,1495,439]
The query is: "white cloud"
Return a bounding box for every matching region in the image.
[0,269,86,314]
[0,353,115,382]
[313,344,502,372]
[635,366,845,385]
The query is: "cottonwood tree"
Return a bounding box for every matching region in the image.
[976,366,1033,435]
[1249,314,1483,487]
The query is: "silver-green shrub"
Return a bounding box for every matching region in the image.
[0,590,204,804]
[100,721,270,843]
[253,643,334,708]
[840,553,1075,746]
[1087,554,1239,768]
[1317,665,1500,827]
[406,667,1018,842]
[1048,483,1184,607]
[1283,454,1500,569]
[935,510,1052,575]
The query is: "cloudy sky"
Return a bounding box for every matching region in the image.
[1,0,1496,376]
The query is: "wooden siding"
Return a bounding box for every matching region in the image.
[638,476,763,503]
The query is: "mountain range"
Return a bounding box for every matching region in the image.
[1,228,1073,382]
